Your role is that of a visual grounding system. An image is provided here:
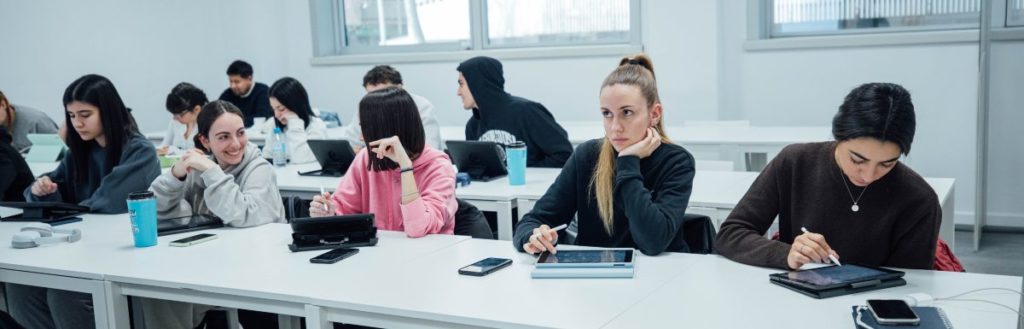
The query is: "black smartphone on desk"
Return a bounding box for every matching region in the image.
[310,247,359,264]
[458,257,512,276]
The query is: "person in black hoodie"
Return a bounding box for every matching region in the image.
[513,54,696,256]
[457,56,573,168]
[219,60,273,127]
[0,126,33,201]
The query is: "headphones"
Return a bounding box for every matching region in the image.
[11,223,82,249]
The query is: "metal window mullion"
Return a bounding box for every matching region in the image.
[630,0,642,48]
[470,0,486,50]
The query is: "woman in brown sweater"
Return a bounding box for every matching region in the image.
[715,82,940,270]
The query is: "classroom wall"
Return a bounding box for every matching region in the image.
[279,0,720,127]
[716,1,1023,228]
[0,0,290,133]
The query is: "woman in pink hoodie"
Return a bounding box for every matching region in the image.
[309,87,456,237]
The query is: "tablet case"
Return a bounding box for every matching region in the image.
[850,306,953,329]
[288,214,378,252]
[769,265,907,299]
[0,202,88,225]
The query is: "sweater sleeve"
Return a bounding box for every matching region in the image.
[332,151,368,215]
[199,162,284,227]
[24,156,69,202]
[884,194,941,269]
[614,153,694,256]
[416,98,444,151]
[399,157,457,238]
[513,150,580,251]
[80,139,162,213]
[524,104,572,168]
[714,155,792,269]
[337,112,364,148]
[284,117,327,164]
[150,170,194,219]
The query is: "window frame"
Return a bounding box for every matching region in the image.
[310,0,643,65]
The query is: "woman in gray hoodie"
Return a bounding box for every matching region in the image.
[141,100,285,329]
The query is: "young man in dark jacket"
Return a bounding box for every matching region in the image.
[457,56,573,168]
[219,60,272,128]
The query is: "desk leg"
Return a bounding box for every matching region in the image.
[496,200,515,241]
[305,304,329,329]
[279,314,301,329]
[518,199,536,223]
[102,282,131,329]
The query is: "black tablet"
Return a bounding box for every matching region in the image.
[0,201,89,225]
[769,264,906,298]
[446,140,507,181]
[536,249,635,268]
[157,214,224,236]
[301,139,356,177]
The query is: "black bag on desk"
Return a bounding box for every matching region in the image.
[288,214,378,252]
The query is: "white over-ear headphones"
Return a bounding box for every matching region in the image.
[11,223,82,249]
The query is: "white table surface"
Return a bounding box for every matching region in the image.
[602,254,1023,329]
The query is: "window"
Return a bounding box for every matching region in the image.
[769,0,981,38]
[310,0,640,59]
[1010,0,1024,27]
[485,0,631,48]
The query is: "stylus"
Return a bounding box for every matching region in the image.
[319,186,329,211]
[800,227,842,266]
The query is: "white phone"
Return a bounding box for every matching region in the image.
[867,299,920,325]
[169,233,217,247]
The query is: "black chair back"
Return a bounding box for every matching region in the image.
[666,213,716,254]
[454,198,494,239]
[281,196,311,222]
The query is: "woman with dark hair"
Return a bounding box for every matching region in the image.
[0,89,59,152]
[142,100,284,329]
[309,87,456,237]
[514,54,696,256]
[257,77,327,163]
[716,82,940,270]
[157,82,208,156]
[9,74,160,329]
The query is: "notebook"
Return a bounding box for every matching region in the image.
[850,306,953,329]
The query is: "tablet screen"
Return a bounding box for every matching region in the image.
[785,265,888,286]
[538,250,633,264]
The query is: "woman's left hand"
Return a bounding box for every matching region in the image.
[618,128,661,159]
[368,136,412,168]
[277,111,299,125]
[180,149,216,173]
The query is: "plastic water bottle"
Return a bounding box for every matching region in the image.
[272,127,287,167]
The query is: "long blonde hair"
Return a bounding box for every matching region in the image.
[590,54,672,235]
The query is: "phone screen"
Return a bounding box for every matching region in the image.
[868,300,918,321]
[171,233,216,244]
[311,247,358,262]
[460,257,512,275]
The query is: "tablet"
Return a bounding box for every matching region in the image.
[157,214,224,236]
[769,264,906,298]
[0,201,88,225]
[536,249,635,268]
[446,140,507,181]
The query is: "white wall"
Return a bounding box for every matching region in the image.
[985,41,1024,228]
[0,0,289,133]
[280,0,720,127]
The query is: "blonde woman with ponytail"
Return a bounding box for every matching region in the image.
[512,54,696,256]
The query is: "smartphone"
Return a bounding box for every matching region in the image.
[168,233,217,247]
[458,257,512,276]
[310,247,359,264]
[867,299,920,325]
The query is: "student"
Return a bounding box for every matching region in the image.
[218,60,272,127]
[257,77,328,164]
[457,56,573,168]
[514,54,695,256]
[0,89,59,152]
[337,65,444,151]
[141,100,285,329]
[310,87,456,238]
[8,74,160,329]
[1,127,33,201]
[157,82,208,156]
[715,82,940,270]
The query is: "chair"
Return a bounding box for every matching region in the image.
[666,213,717,254]
[281,196,311,222]
[454,198,494,239]
[314,108,343,128]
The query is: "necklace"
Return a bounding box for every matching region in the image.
[836,164,868,212]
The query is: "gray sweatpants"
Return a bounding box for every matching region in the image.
[5,283,94,329]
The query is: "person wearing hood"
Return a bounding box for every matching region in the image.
[140,100,285,329]
[310,87,457,238]
[457,56,573,168]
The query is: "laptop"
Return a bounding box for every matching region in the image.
[299,140,357,177]
[0,201,88,225]
[157,214,225,236]
[446,140,507,181]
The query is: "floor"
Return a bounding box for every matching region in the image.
[954,230,1024,276]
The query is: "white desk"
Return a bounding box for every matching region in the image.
[146,127,350,146]
[603,254,1023,329]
